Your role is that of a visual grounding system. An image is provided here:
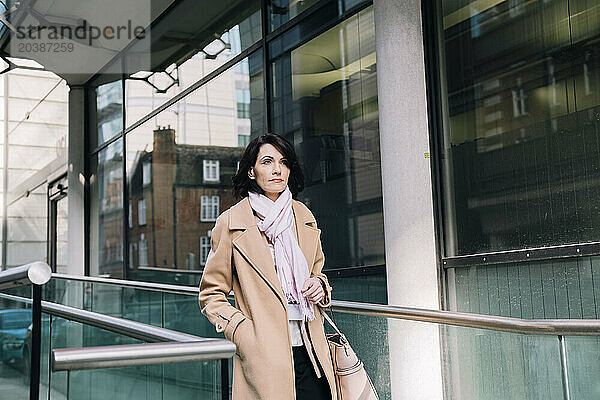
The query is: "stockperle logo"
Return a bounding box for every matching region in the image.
[8,1,151,75]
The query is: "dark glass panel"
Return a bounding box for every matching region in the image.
[439,0,600,256]
[270,6,385,302]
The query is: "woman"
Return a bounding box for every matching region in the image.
[198,133,336,400]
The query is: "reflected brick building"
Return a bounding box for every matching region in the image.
[128,127,244,271]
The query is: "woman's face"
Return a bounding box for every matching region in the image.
[250,143,290,202]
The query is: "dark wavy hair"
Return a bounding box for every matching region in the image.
[232,133,304,199]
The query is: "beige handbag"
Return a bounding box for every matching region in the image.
[323,312,379,400]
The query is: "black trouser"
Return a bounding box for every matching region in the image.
[293,345,331,400]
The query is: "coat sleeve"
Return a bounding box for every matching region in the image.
[198,211,246,341]
[310,220,333,308]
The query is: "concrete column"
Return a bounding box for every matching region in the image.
[373,0,444,399]
[67,85,86,277]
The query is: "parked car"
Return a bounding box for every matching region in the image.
[0,309,32,364]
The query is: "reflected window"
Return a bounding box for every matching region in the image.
[584,52,592,96]
[200,236,210,266]
[203,160,220,183]
[138,199,146,226]
[511,78,528,117]
[548,63,560,106]
[96,81,123,146]
[142,162,151,185]
[186,253,196,269]
[201,196,219,222]
[269,0,320,30]
[139,234,148,266]
[236,89,251,118]
[128,203,133,228]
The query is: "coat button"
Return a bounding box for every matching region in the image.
[216,323,223,331]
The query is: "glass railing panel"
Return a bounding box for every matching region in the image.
[0,292,33,399]
[162,360,223,399]
[440,325,564,400]
[328,312,569,400]
[63,365,154,399]
[58,360,223,400]
[39,314,53,400]
[564,336,600,399]
[45,279,165,326]
[48,314,143,398]
[43,278,83,309]
[324,311,391,399]
[47,278,219,336]
[47,312,227,399]
[3,285,33,298]
[118,286,163,326]
[163,292,216,338]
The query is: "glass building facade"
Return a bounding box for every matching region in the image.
[87,0,386,304]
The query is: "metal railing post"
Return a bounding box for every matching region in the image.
[30,284,42,400]
[221,358,229,400]
[558,335,571,400]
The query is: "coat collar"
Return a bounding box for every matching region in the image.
[228,196,320,309]
[228,196,316,229]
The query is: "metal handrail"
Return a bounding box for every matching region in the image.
[0,262,52,289]
[52,341,235,371]
[53,273,199,295]
[51,273,600,336]
[333,301,600,336]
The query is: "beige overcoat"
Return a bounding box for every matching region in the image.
[198,196,337,400]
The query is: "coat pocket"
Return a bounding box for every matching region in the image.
[232,317,254,359]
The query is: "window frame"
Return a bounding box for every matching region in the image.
[200,236,210,266]
[142,162,152,186]
[200,195,219,222]
[138,234,148,267]
[138,198,147,226]
[203,159,220,183]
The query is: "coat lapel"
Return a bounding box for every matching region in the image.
[228,197,321,309]
[229,198,286,308]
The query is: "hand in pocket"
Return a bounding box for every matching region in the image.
[232,318,254,359]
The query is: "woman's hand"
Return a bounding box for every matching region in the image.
[301,277,325,304]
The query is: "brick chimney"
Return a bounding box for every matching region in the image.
[153,126,176,161]
[151,125,176,268]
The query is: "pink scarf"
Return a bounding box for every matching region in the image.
[248,187,315,322]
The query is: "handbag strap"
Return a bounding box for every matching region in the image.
[322,310,344,337]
